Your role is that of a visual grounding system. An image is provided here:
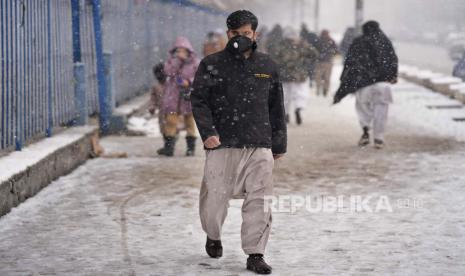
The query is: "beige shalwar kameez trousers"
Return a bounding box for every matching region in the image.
[199,147,274,255]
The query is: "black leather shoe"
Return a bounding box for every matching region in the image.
[358,127,370,147]
[374,139,385,149]
[205,237,222,258]
[186,136,197,156]
[295,108,302,125]
[246,254,272,274]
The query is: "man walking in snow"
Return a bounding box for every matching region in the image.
[191,10,287,275]
[274,27,318,125]
[333,21,398,149]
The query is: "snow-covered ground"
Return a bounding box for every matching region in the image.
[0,126,97,184]
[1,66,465,275]
[127,115,162,138]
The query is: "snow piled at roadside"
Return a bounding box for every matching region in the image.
[390,80,465,142]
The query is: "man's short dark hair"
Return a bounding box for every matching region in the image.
[226,10,258,31]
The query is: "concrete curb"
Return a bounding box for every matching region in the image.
[399,64,465,103]
[0,92,149,217]
[0,126,98,217]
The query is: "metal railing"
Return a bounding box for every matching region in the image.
[0,0,225,153]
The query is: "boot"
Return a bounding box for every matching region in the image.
[295,108,302,125]
[205,237,223,258]
[157,135,175,156]
[323,88,328,97]
[156,135,167,154]
[186,136,196,156]
[247,254,272,274]
[358,127,370,147]
[374,139,385,149]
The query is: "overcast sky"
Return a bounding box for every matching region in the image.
[230,0,465,36]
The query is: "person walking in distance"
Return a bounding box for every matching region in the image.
[333,21,398,149]
[148,63,167,137]
[202,29,227,57]
[314,30,338,97]
[191,10,287,275]
[275,27,318,125]
[300,24,320,88]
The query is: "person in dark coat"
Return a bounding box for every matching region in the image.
[300,24,320,88]
[333,21,398,149]
[314,30,338,96]
[265,24,284,61]
[191,10,286,275]
[300,24,320,47]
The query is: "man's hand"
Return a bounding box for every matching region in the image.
[273,154,284,160]
[204,136,221,149]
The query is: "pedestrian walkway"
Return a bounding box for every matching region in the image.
[1,68,465,275]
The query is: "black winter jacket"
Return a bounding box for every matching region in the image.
[191,49,287,154]
[334,30,398,103]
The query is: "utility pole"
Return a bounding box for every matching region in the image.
[300,0,305,27]
[355,0,364,34]
[314,0,319,32]
[291,0,297,27]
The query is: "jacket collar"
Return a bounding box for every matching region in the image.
[225,48,257,62]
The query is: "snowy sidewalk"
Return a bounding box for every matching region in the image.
[1,68,465,275]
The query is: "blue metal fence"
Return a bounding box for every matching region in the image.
[1,0,74,151]
[1,0,226,153]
